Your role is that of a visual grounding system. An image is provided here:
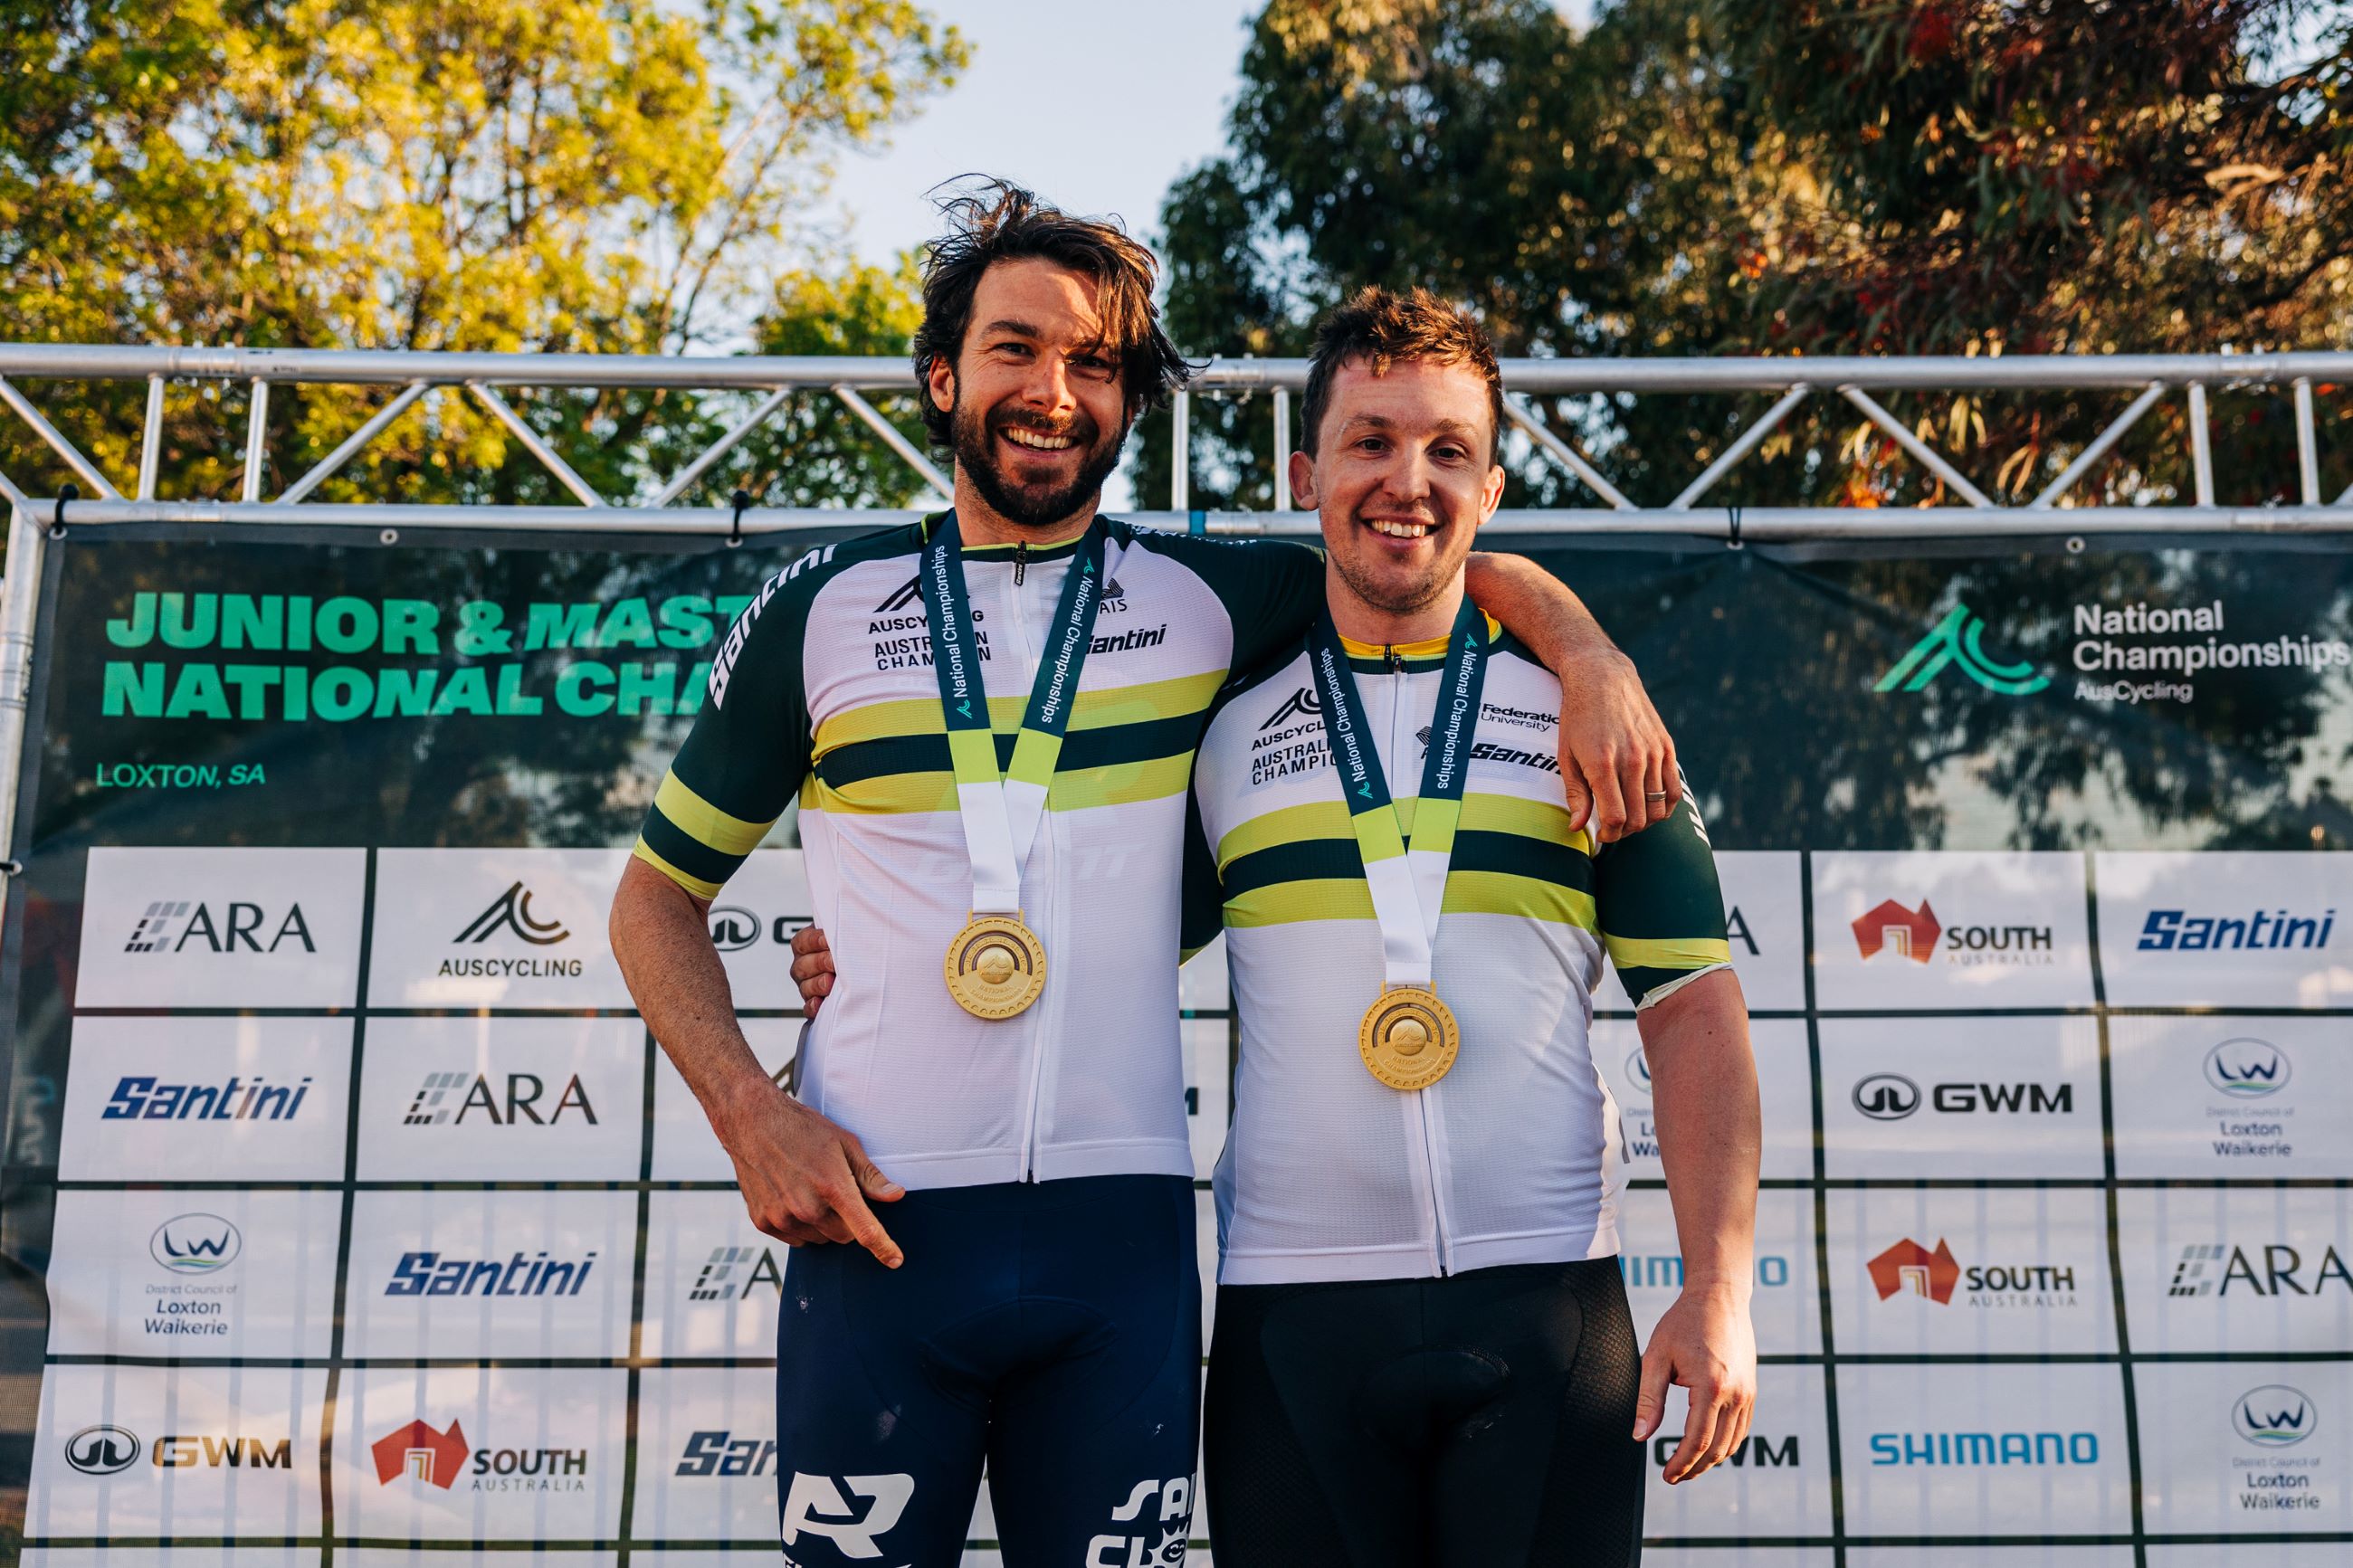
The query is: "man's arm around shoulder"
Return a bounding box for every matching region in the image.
[610,857,904,1267]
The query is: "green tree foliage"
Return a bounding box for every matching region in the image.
[1147,0,2353,512]
[0,0,963,506]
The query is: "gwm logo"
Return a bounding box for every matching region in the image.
[2234,1386,2316,1448]
[1876,603,2050,696]
[64,1425,141,1475]
[372,1419,470,1488]
[2204,1040,2291,1098]
[1852,1074,1921,1120]
[1868,1238,1961,1303]
[1853,899,1940,962]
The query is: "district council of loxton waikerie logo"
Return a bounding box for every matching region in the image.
[2204,1039,2291,1098]
[373,1419,470,1488]
[2233,1385,2316,1449]
[1876,603,2051,696]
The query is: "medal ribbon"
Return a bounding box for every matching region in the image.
[921,510,1109,914]
[1308,597,1491,989]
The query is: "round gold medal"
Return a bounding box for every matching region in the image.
[1358,986,1461,1090]
[943,913,1047,1019]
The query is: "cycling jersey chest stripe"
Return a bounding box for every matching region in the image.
[817,712,1204,788]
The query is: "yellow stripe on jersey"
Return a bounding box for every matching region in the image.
[654,771,776,858]
[1224,869,1601,931]
[1604,934,1734,970]
[813,669,1227,756]
[632,838,723,900]
[1216,791,1588,870]
[805,752,1196,817]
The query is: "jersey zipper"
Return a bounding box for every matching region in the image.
[1009,549,1049,1179]
[1386,658,1450,1276]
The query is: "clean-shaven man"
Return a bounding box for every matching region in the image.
[1182,289,1761,1566]
[611,185,1683,1566]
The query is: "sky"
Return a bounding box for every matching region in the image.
[827,0,1598,267]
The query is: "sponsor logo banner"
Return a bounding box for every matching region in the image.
[2095,851,2352,1007]
[1810,851,2094,1011]
[2110,1015,2353,1178]
[1595,1017,1816,1182]
[75,845,367,1008]
[355,1016,644,1181]
[700,851,814,1009]
[330,1367,627,1541]
[1828,1188,2116,1354]
[59,1015,352,1183]
[1642,1364,1834,1539]
[44,1189,341,1360]
[1618,1186,1820,1356]
[636,1191,786,1362]
[632,1368,783,1542]
[340,1190,635,1360]
[367,848,633,1008]
[1837,1361,2133,1535]
[1818,1015,2103,1179]
[2136,1361,2353,1533]
[27,1364,326,1537]
[1708,851,1805,1013]
[2117,1187,2353,1354]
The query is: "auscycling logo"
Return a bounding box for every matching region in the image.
[1876,604,2050,696]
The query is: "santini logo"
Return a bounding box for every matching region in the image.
[102,1074,312,1121]
[2139,907,2335,952]
[1875,603,2051,696]
[454,881,569,946]
[150,1213,241,1274]
[385,1250,596,1297]
[124,899,314,955]
[2234,1385,2316,1449]
[676,1430,778,1478]
[2205,1039,2291,1098]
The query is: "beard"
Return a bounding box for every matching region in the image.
[1329,513,1469,615]
[949,391,1128,528]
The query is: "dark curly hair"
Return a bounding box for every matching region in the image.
[1300,286,1504,460]
[910,179,1192,448]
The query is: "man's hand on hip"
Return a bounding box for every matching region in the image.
[719,1077,904,1268]
[1633,1280,1757,1484]
[1558,648,1680,843]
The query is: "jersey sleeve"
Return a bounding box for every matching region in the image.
[632,572,814,900]
[1590,773,1733,1009]
[1180,784,1225,962]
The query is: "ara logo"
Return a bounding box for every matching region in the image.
[1853,1074,1920,1119]
[372,1418,470,1487]
[2234,1385,2316,1448]
[64,1424,142,1475]
[453,881,569,946]
[1876,603,2050,696]
[782,1472,916,1559]
[1260,686,1321,731]
[691,1243,784,1301]
[2205,1039,2291,1098]
[1853,899,1940,963]
[124,899,315,955]
[2167,1241,2353,1297]
[403,1071,598,1126]
[150,1213,242,1275]
[1868,1238,1961,1303]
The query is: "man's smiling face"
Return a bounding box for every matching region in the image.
[929,257,1130,529]
[1293,356,1508,619]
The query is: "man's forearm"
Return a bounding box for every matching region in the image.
[1639,969,1761,1291]
[1462,551,1622,670]
[610,856,775,1136]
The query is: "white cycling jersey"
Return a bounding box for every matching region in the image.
[1185,621,1730,1283]
[636,514,1321,1188]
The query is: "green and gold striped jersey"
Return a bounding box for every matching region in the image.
[635,513,1323,1190]
[1184,617,1730,1283]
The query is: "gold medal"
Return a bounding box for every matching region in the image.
[943,912,1047,1019]
[1358,985,1460,1090]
